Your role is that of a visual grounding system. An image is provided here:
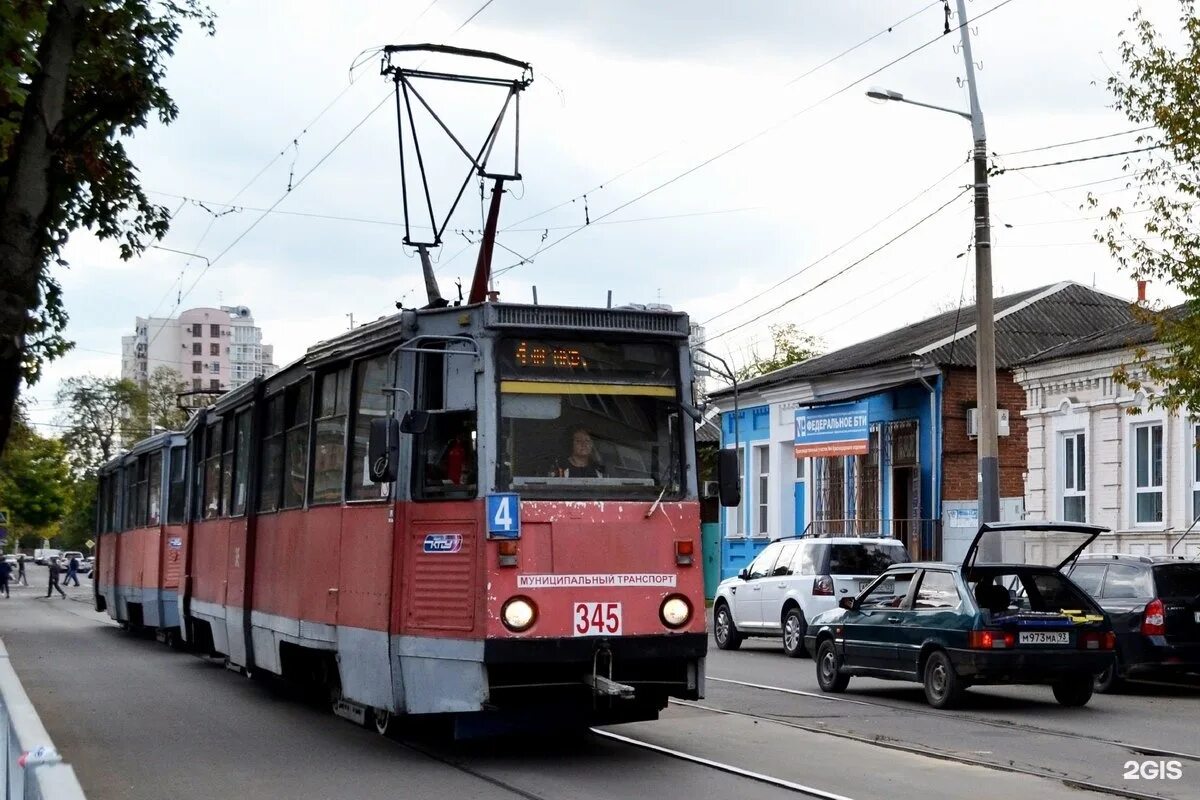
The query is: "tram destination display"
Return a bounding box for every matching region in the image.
[498,339,677,383]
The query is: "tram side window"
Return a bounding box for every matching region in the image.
[204,421,222,519]
[311,367,349,504]
[282,380,311,509]
[190,437,204,521]
[135,455,149,527]
[167,446,187,524]
[147,451,162,526]
[348,355,391,501]
[124,464,137,529]
[412,346,477,500]
[231,409,251,516]
[258,394,284,513]
[221,418,236,515]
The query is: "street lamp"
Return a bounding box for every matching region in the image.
[864,0,999,529]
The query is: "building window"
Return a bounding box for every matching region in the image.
[795,455,805,480]
[210,379,221,391]
[209,362,220,375]
[731,446,745,536]
[193,378,202,390]
[1061,431,1086,522]
[192,361,201,374]
[1133,422,1163,524]
[755,445,770,535]
[191,323,202,337]
[1192,423,1200,523]
[211,342,220,356]
[192,342,201,355]
[210,324,221,338]
[814,456,846,534]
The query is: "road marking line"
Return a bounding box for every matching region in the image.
[591,729,858,800]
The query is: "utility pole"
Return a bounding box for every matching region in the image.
[346,313,355,330]
[957,0,999,526]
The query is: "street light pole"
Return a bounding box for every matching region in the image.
[956,0,1000,525]
[865,1,1000,528]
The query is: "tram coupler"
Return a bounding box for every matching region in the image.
[586,644,634,698]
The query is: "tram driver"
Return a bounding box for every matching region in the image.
[552,426,605,478]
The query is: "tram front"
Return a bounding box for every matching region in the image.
[479,307,708,725]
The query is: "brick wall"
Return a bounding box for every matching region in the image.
[941,367,1027,501]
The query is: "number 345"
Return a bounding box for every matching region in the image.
[1124,760,1183,780]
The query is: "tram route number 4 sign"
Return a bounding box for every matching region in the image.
[487,493,520,539]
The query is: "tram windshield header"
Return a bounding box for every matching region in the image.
[496,338,685,500]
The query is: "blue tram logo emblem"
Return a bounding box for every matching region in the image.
[423,533,463,554]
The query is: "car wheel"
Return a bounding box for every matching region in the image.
[713,602,743,650]
[815,639,850,693]
[782,607,808,658]
[922,650,965,709]
[1053,675,1094,707]
[1094,662,1125,694]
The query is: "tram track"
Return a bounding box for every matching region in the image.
[708,675,1200,763]
[669,698,1183,800]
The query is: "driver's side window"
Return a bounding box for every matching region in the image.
[747,545,782,580]
[860,571,915,609]
[412,344,478,500]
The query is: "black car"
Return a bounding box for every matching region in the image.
[805,523,1116,709]
[1065,553,1200,691]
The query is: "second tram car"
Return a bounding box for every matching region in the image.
[96,300,725,735]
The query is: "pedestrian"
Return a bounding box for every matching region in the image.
[0,559,11,599]
[46,558,66,599]
[64,554,80,587]
[16,554,27,586]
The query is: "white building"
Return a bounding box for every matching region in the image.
[121,305,278,392]
[1016,315,1200,559]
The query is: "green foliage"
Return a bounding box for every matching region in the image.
[0,414,70,545]
[735,323,823,382]
[1091,1,1200,411]
[58,476,97,551]
[56,374,146,472]
[0,0,214,450]
[145,366,189,431]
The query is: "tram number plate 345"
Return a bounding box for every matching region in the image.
[573,602,622,636]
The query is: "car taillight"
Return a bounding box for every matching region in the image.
[969,630,1015,649]
[1142,598,1166,636]
[1079,631,1116,650]
[675,540,694,566]
[812,575,834,596]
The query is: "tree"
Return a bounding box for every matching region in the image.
[0,414,70,549]
[58,476,96,551]
[144,366,188,430]
[0,1,214,457]
[1091,1,1200,411]
[735,323,823,381]
[56,374,145,472]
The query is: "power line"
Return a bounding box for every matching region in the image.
[502,0,945,232]
[494,0,1019,279]
[706,186,971,345]
[995,126,1154,158]
[992,144,1164,175]
[700,158,966,327]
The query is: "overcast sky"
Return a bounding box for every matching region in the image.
[25,0,1185,431]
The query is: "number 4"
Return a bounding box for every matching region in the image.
[493,497,512,531]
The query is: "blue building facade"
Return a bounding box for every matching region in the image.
[717,377,943,580]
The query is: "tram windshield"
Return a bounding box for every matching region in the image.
[497,338,684,500]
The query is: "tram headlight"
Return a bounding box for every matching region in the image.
[501,597,536,632]
[660,595,692,629]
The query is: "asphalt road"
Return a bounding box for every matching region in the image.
[0,576,1195,800]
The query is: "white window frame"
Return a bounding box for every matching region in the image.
[1060,431,1086,522]
[1132,421,1164,525]
[754,444,770,537]
[729,445,745,538]
[1191,422,1200,525]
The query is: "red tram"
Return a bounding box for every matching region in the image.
[96,300,724,734]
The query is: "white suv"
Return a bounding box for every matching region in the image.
[713,536,911,656]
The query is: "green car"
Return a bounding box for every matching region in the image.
[804,522,1116,709]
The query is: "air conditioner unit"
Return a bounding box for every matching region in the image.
[702,480,720,499]
[967,408,1010,438]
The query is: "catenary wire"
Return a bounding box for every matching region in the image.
[994,126,1155,158]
